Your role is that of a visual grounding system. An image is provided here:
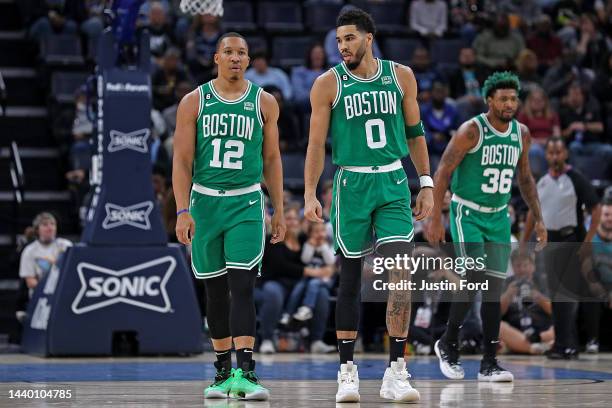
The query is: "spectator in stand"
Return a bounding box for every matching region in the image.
[593,52,612,123]
[28,0,79,41]
[138,0,171,22]
[517,87,561,177]
[473,14,525,71]
[559,82,608,158]
[291,43,327,112]
[255,207,331,354]
[246,51,293,102]
[447,47,487,122]
[542,47,594,100]
[499,250,554,355]
[263,86,301,152]
[279,221,336,354]
[580,199,612,353]
[138,1,175,61]
[152,47,190,111]
[495,0,542,26]
[65,85,92,212]
[162,80,193,158]
[421,81,460,159]
[516,49,542,99]
[324,4,382,65]
[527,15,563,73]
[449,0,491,44]
[409,0,448,38]
[80,0,105,40]
[576,13,609,71]
[411,47,440,103]
[185,13,221,84]
[19,213,72,298]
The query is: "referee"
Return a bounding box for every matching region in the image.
[522,136,600,359]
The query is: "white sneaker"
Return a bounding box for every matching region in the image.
[434,339,465,380]
[259,339,275,354]
[529,342,551,355]
[279,313,290,326]
[415,342,431,355]
[586,340,599,354]
[380,358,420,402]
[336,361,360,403]
[311,340,336,354]
[477,359,514,382]
[293,306,313,321]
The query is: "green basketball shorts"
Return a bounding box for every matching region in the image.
[331,160,414,258]
[189,183,265,279]
[449,194,511,279]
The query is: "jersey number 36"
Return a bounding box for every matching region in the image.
[481,168,513,194]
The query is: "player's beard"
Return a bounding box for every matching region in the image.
[494,107,515,123]
[346,41,367,70]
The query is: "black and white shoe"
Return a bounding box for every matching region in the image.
[546,347,579,360]
[434,339,464,380]
[477,359,514,382]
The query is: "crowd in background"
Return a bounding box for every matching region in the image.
[13,0,612,353]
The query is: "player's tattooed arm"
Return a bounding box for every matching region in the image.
[172,90,199,244]
[304,71,335,222]
[427,121,478,244]
[261,91,287,243]
[517,124,547,249]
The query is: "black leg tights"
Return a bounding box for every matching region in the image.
[442,271,504,361]
[203,268,258,341]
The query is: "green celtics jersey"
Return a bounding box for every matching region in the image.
[329,59,408,166]
[451,113,523,208]
[193,80,264,190]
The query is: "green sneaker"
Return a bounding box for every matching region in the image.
[229,361,270,400]
[204,361,234,399]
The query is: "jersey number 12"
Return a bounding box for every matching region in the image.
[210,139,244,170]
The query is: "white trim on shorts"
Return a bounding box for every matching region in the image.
[342,159,402,173]
[192,183,261,197]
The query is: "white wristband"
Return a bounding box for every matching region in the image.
[419,175,434,189]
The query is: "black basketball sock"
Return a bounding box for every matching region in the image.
[337,339,356,364]
[389,337,407,365]
[236,348,253,369]
[215,348,231,366]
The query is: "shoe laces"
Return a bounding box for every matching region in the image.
[340,370,357,385]
[394,367,411,382]
[244,370,260,385]
[212,368,230,386]
[483,359,505,374]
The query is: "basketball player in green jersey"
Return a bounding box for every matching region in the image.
[304,9,433,403]
[427,72,547,382]
[173,32,286,401]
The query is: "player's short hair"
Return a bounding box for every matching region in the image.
[481,71,520,100]
[336,8,376,36]
[215,32,247,52]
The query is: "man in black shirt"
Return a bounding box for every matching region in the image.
[522,136,601,359]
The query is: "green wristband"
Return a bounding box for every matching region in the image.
[405,121,425,139]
